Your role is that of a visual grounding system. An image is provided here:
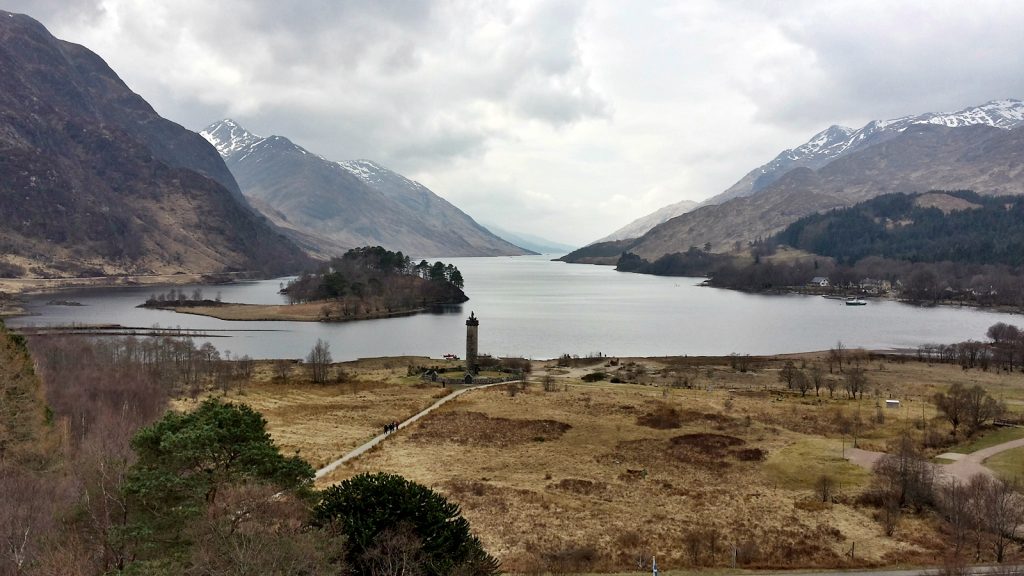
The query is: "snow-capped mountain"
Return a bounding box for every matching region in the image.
[201,120,532,257]
[705,99,1024,206]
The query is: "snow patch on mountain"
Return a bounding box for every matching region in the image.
[705,98,1024,206]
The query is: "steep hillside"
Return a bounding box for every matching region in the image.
[0,11,308,278]
[202,120,533,257]
[625,123,1024,260]
[595,198,699,243]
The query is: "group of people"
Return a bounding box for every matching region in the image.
[383,421,399,434]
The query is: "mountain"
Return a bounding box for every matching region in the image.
[482,223,576,255]
[0,11,309,278]
[623,121,1024,261]
[703,99,1024,207]
[594,199,699,243]
[201,120,533,258]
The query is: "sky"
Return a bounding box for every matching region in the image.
[5,0,1024,246]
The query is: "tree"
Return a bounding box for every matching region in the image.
[872,434,934,512]
[829,341,846,373]
[844,367,868,399]
[934,383,968,435]
[778,361,798,389]
[274,359,292,382]
[125,399,315,558]
[970,474,1024,563]
[937,480,972,556]
[793,370,812,397]
[809,363,824,396]
[963,385,1005,434]
[307,339,332,384]
[313,472,500,576]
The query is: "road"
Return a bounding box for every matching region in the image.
[846,435,1024,483]
[314,380,515,480]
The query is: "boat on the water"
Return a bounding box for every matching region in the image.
[845,297,867,306]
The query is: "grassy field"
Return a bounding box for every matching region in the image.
[947,426,1024,454]
[984,446,1024,483]
[174,356,456,468]
[203,352,1024,572]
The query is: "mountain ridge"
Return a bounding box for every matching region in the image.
[622,121,1024,261]
[202,119,533,258]
[703,98,1024,207]
[0,11,309,278]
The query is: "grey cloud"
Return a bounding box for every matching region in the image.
[743,1,1024,130]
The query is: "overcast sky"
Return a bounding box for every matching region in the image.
[5,0,1024,245]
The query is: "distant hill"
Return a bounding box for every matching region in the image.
[594,199,698,244]
[202,120,533,258]
[623,117,1024,261]
[482,223,575,255]
[573,99,1024,266]
[0,11,308,278]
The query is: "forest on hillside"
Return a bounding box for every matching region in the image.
[616,192,1024,308]
[776,191,1024,266]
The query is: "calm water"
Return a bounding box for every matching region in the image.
[7,255,1018,360]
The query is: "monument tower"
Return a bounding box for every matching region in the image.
[466,312,479,374]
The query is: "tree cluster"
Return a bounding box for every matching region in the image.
[933,383,1005,436]
[283,247,468,319]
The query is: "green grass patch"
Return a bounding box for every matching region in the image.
[932,457,956,464]
[948,426,1024,454]
[985,447,1024,483]
[763,437,870,491]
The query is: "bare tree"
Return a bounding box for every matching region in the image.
[970,475,1024,563]
[937,480,972,556]
[825,376,838,398]
[273,360,292,383]
[844,367,868,399]
[829,341,847,373]
[778,361,798,389]
[934,383,969,435]
[810,364,824,397]
[963,386,1005,434]
[816,474,833,503]
[793,370,812,397]
[306,339,332,384]
[872,434,935,512]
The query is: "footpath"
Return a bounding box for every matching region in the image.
[315,380,514,480]
[846,435,1024,483]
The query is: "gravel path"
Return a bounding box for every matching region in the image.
[845,433,1024,484]
[314,380,514,480]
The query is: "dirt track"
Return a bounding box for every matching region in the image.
[846,435,1024,483]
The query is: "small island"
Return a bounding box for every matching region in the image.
[140,246,468,322]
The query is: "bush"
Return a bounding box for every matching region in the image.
[581,371,606,382]
[313,472,499,576]
[636,405,682,429]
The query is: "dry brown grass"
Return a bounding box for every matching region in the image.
[243,353,1024,572]
[173,357,447,468]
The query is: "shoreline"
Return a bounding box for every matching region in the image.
[140,300,463,323]
[0,271,255,296]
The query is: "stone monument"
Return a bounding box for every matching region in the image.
[465,311,479,374]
